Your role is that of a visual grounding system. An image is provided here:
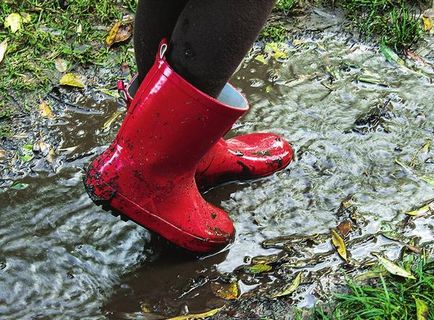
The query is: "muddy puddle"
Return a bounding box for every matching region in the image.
[1,10,434,320]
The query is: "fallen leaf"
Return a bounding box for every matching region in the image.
[380,43,405,66]
[59,73,85,88]
[270,272,302,298]
[210,281,239,300]
[99,88,120,98]
[331,229,348,261]
[337,220,353,237]
[55,58,68,72]
[414,297,429,320]
[20,12,31,23]
[46,148,56,164]
[4,13,22,33]
[422,8,434,33]
[39,101,54,119]
[372,253,416,279]
[255,54,268,64]
[406,201,434,217]
[10,183,29,190]
[103,111,122,131]
[166,307,222,320]
[140,303,151,313]
[0,39,8,63]
[0,148,6,159]
[247,263,272,274]
[76,23,83,34]
[106,21,122,47]
[421,176,434,187]
[114,24,132,44]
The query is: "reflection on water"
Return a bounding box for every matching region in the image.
[1,13,434,319]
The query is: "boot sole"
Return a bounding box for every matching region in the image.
[83,177,232,253]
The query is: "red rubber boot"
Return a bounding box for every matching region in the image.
[119,75,293,190]
[85,41,248,253]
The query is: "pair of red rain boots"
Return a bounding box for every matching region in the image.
[84,40,293,253]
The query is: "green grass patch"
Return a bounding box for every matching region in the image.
[312,256,434,320]
[336,0,425,52]
[0,0,136,110]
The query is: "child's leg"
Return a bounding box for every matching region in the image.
[167,0,276,97]
[134,0,189,83]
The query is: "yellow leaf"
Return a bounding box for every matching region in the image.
[422,16,432,32]
[103,111,122,131]
[255,54,267,64]
[39,101,54,119]
[166,307,222,320]
[59,73,85,88]
[247,263,272,274]
[406,201,434,217]
[372,253,416,279]
[4,13,22,33]
[211,281,239,300]
[331,229,348,261]
[105,21,121,47]
[20,12,32,23]
[76,24,83,34]
[0,39,8,63]
[270,272,302,298]
[414,297,429,320]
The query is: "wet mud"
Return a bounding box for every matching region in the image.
[1,9,434,320]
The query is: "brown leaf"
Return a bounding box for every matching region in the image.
[114,23,133,44]
[337,220,353,237]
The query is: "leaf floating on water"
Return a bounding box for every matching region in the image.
[103,111,122,131]
[264,42,289,60]
[406,200,434,217]
[331,229,348,261]
[4,13,22,33]
[270,272,302,298]
[414,297,429,320]
[380,43,405,66]
[99,88,120,98]
[166,307,223,320]
[337,220,353,237]
[247,263,272,274]
[0,39,8,64]
[421,176,434,187]
[422,8,434,33]
[10,183,29,190]
[372,253,416,279]
[210,281,239,300]
[59,73,85,88]
[39,101,54,119]
[254,54,267,64]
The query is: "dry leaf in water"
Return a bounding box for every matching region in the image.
[59,73,85,88]
[4,13,22,33]
[422,8,434,33]
[372,253,416,279]
[166,307,222,320]
[39,101,54,119]
[0,39,7,63]
[270,272,302,298]
[337,220,353,237]
[210,281,239,300]
[247,263,272,274]
[331,229,348,261]
[406,201,434,217]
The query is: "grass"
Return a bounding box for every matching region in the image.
[265,0,428,52]
[0,0,136,115]
[337,0,425,52]
[311,256,434,320]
